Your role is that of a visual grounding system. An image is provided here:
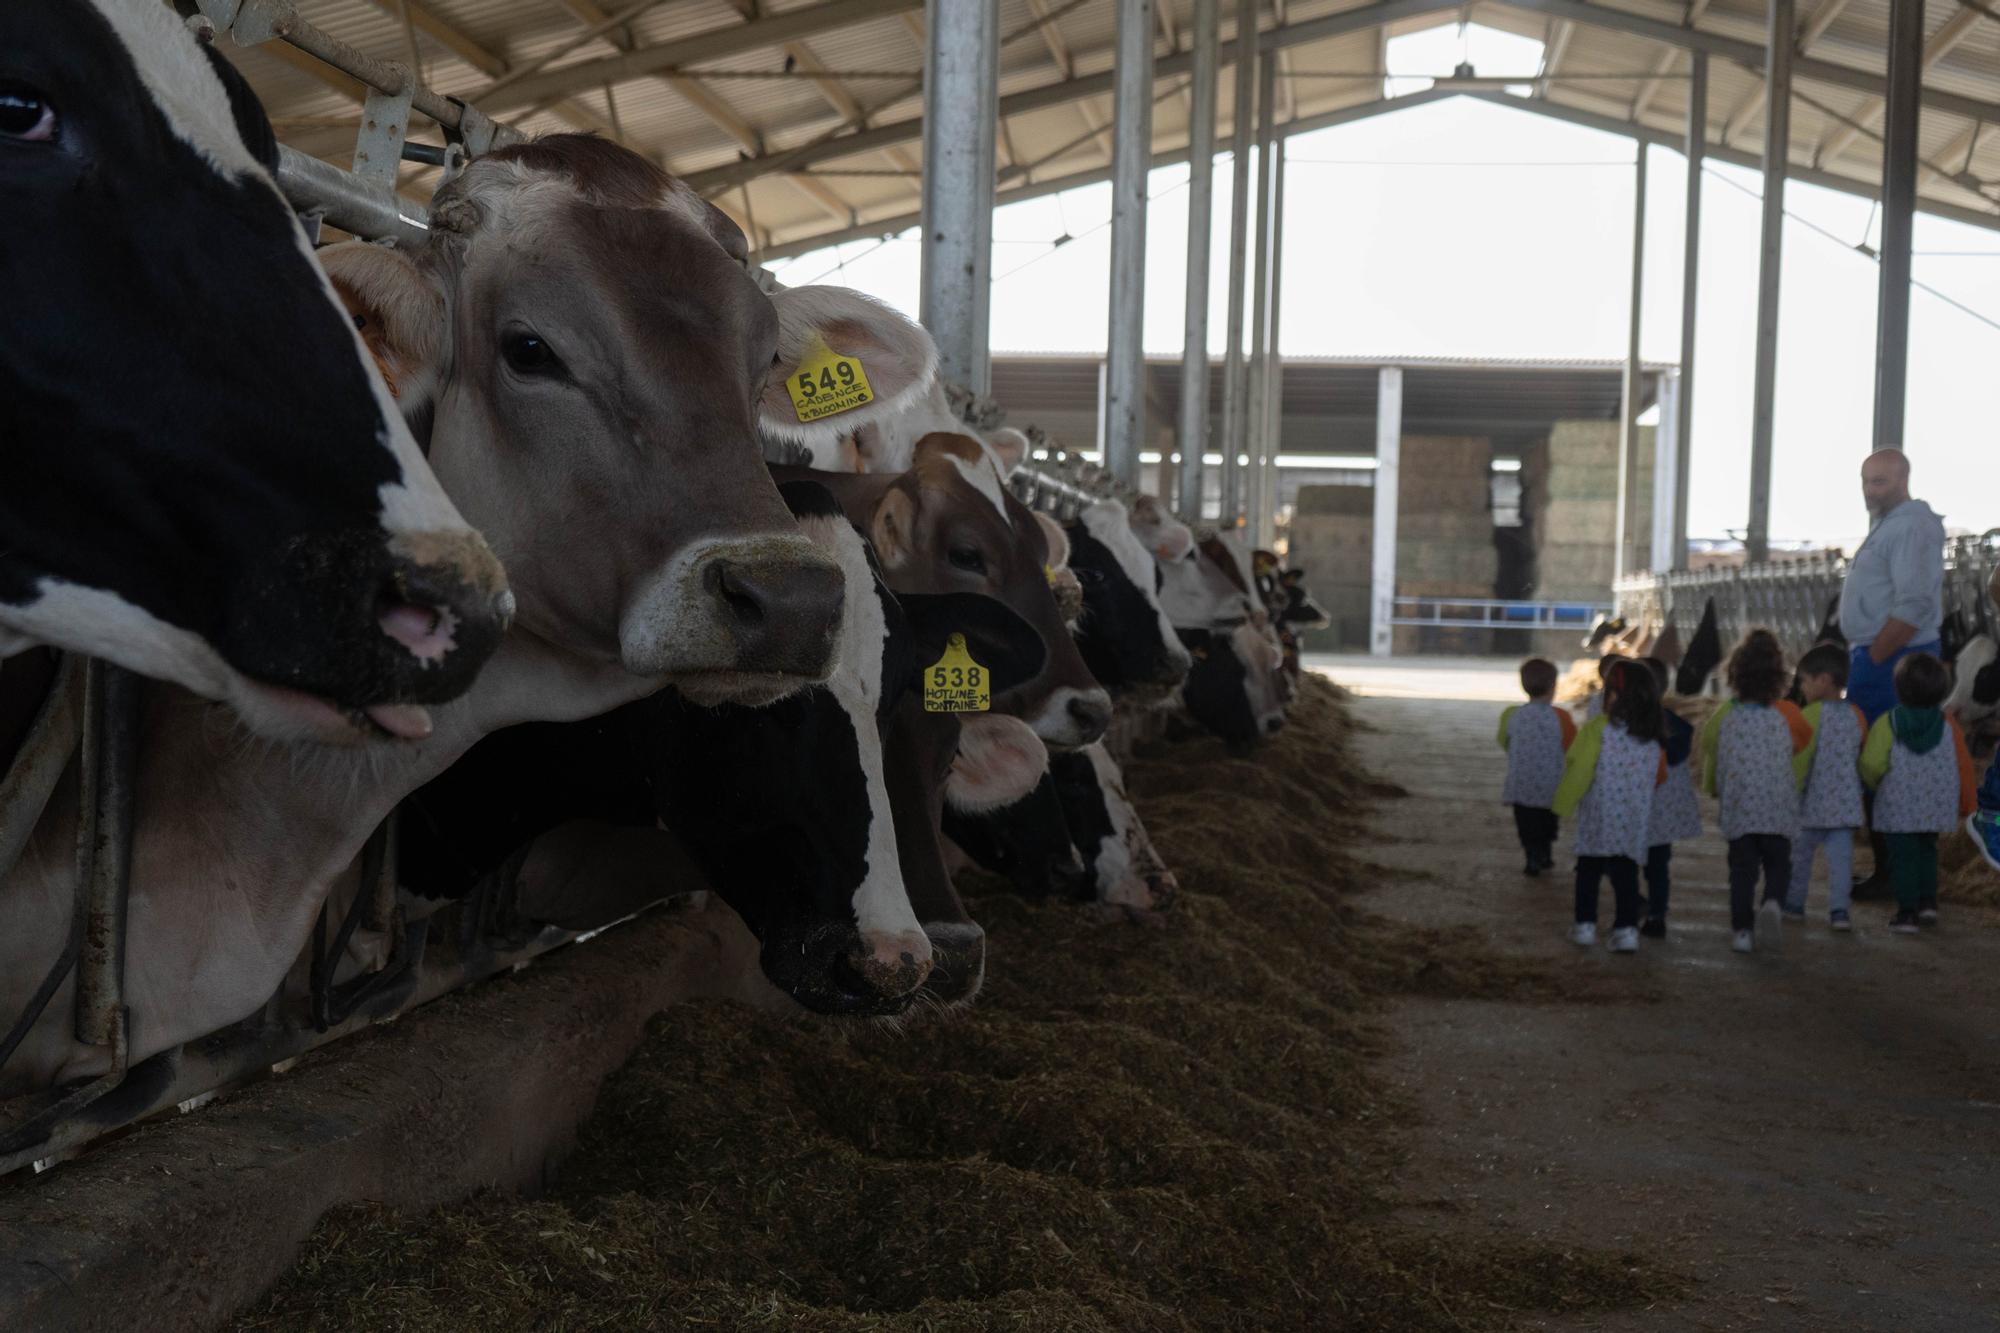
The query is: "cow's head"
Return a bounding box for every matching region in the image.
[647,481,1044,1015]
[1051,745,1177,912]
[320,137,936,707]
[1177,627,1262,753]
[852,435,1111,747]
[0,1,510,742]
[1067,500,1192,698]
[1129,494,1196,564]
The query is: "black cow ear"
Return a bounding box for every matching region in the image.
[899,592,1047,696]
[197,43,281,176]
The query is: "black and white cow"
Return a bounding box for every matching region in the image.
[1066,499,1193,699]
[2,0,511,740]
[397,481,1048,1016]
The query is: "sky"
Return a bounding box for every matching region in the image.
[767,22,2000,552]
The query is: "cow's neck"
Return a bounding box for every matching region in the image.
[0,628,656,1091]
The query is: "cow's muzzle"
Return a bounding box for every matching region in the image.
[219,527,509,727]
[760,919,932,1016]
[621,535,844,685]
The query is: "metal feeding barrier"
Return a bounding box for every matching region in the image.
[1613,532,2000,658]
[0,12,547,1179]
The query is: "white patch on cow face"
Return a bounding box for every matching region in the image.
[789,512,929,962]
[1949,634,1999,724]
[946,714,1049,813]
[1080,742,1171,909]
[1083,500,1193,674]
[1158,548,1249,629]
[87,0,470,552]
[944,452,1009,521]
[1232,620,1289,733]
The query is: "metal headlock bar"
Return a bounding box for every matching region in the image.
[1614,531,2000,659]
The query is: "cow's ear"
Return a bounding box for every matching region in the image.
[1034,513,1070,572]
[899,591,1047,697]
[986,426,1031,477]
[318,241,446,413]
[870,487,918,571]
[945,714,1049,814]
[760,285,937,444]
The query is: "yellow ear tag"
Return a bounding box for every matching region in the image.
[924,633,990,714]
[785,333,874,423]
[1043,564,1056,586]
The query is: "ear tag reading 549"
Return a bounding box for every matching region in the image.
[786,334,874,423]
[924,633,990,713]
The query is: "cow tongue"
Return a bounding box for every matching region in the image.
[363,702,434,740]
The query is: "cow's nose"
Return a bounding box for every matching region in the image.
[1145,871,1178,911]
[919,921,986,1008]
[1265,716,1285,735]
[1067,691,1113,742]
[839,928,933,1004]
[707,555,845,676]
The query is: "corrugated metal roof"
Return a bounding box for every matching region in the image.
[212,0,2000,254]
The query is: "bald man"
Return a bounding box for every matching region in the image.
[1838,449,1946,724]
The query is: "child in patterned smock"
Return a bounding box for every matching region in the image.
[1499,657,1578,876]
[1698,629,1812,955]
[1861,652,1978,934]
[1553,658,1666,954]
[1638,657,1701,938]
[1785,643,1868,932]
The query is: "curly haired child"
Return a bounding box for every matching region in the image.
[1553,657,1667,954]
[1698,629,1812,955]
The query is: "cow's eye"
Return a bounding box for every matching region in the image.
[0,86,55,143]
[948,546,986,574]
[501,329,560,375]
[1074,566,1105,586]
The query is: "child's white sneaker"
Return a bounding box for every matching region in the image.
[1608,926,1639,954]
[1569,922,1597,947]
[1732,929,1754,954]
[1755,899,1784,954]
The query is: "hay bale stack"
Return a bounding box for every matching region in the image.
[1534,421,1656,600]
[1393,438,1497,655]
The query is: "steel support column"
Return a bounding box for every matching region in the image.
[1217,0,1258,527]
[1256,132,1288,549]
[1747,0,1793,563]
[919,0,999,391]
[1874,0,1923,450]
[1244,55,1278,537]
[1652,370,1682,572]
[1177,0,1221,519]
[1370,366,1403,657]
[1616,147,1648,582]
[1103,0,1156,487]
[1674,51,1705,571]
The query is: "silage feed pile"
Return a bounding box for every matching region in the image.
[235,675,1672,1332]
[1940,824,2000,907]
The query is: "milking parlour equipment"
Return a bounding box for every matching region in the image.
[0,7,552,1179]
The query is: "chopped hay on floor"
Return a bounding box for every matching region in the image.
[1555,658,1603,710]
[1940,825,2000,907]
[233,675,1681,1333]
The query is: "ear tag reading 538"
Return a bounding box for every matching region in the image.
[786,334,874,423]
[924,633,990,713]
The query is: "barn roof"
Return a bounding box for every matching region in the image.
[208,0,2000,254]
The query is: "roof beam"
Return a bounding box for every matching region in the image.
[1815,3,1983,164]
[784,39,922,174]
[356,0,623,138]
[1023,0,1116,158]
[753,82,2000,260]
[1495,0,2000,125]
[1537,19,1574,99]
[1630,0,1713,119]
[474,0,925,113]
[691,0,1467,194]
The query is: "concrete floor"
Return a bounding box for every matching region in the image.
[1322,656,2000,1331]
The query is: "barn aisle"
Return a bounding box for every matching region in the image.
[1315,655,2000,1331]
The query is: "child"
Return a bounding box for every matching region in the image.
[1638,657,1702,938]
[1499,657,1578,876]
[1786,643,1868,931]
[1586,652,1626,719]
[1698,629,1812,955]
[1861,652,1978,933]
[1553,658,1666,954]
